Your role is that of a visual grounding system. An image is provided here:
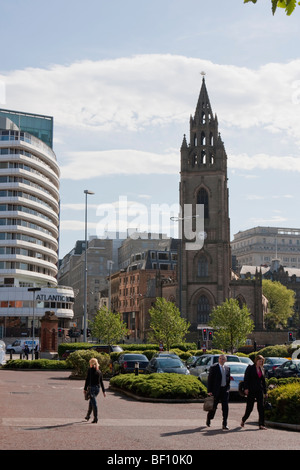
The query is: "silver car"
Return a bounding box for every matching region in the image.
[199,362,249,392]
[188,354,242,378]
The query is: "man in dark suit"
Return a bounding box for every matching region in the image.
[206,354,230,430]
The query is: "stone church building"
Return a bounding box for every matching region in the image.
[161,78,264,340]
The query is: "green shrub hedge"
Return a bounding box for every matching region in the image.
[110,373,207,399]
[2,359,68,370]
[249,345,292,361]
[66,349,111,379]
[266,382,300,424]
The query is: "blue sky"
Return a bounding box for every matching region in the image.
[1,0,300,258]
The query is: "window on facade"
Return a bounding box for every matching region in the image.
[198,255,208,277]
[197,295,211,324]
[197,188,209,218]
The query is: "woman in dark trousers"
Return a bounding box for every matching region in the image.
[84,358,106,423]
[241,355,267,430]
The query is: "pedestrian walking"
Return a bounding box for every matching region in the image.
[23,344,29,360]
[84,358,106,423]
[206,354,230,430]
[241,355,267,430]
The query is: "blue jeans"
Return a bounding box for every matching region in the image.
[87,385,100,418]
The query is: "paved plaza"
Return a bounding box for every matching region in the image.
[0,369,299,456]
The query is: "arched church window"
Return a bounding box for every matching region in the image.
[201,131,206,145]
[197,188,209,218]
[198,255,208,277]
[197,295,211,324]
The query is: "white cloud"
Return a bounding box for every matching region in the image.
[3,55,300,138]
[60,148,179,179]
[3,55,300,180]
[249,215,288,225]
[229,153,300,172]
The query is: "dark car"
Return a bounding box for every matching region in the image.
[61,344,123,360]
[145,356,190,375]
[274,359,300,379]
[263,357,288,378]
[153,351,180,359]
[91,345,123,354]
[112,353,149,374]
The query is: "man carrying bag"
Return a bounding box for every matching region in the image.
[205,354,230,430]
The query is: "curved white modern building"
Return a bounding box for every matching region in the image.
[0,109,74,336]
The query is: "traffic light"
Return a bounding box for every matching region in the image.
[58,328,62,337]
[202,328,207,341]
[208,330,213,341]
[288,332,293,342]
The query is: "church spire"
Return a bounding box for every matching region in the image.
[194,75,213,124]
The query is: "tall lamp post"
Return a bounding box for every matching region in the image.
[28,287,41,360]
[83,190,95,342]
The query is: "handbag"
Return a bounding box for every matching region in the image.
[84,386,91,401]
[203,395,214,412]
[238,380,246,397]
[264,400,272,411]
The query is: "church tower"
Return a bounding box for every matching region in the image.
[179,77,231,330]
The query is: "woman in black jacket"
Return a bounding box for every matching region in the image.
[84,358,106,423]
[241,355,267,430]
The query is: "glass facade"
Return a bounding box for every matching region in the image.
[0,108,74,327]
[0,108,53,148]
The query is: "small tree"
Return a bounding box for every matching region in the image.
[90,306,128,345]
[209,298,254,353]
[262,279,295,329]
[148,297,190,350]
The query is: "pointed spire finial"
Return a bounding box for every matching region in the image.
[200,71,206,81]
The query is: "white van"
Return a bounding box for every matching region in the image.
[6,339,39,354]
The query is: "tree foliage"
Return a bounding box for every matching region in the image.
[262,279,295,329]
[244,0,300,15]
[209,298,254,353]
[89,306,129,344]
[148,297,190,350]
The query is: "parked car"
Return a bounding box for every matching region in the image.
[238,356,253,365]
[6,338,39,354]
[91,345,123,354]
[146,356,190,375]
[0,340,5,364]
[61,344,123,360]
[112,353,149,374]
[199,362,248,393]
[188,354,241,378]
[185,355,199,367]
[274,359,300,379]
[263,357,288,378]
[153,351,180,359]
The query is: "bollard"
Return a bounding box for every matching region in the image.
[134,362,139,376]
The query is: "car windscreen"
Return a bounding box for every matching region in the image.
[227,364,247,374]
[157,358,183,368]
[123,354,147,361]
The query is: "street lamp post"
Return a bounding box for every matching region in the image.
[83,190,95,343]
[28,287,41,360]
